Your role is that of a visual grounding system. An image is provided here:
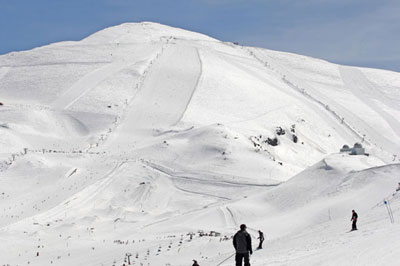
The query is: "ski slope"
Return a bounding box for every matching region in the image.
[116,43,202,138]
[0,22,400,266]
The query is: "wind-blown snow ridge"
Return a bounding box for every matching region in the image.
[1,22,400,266]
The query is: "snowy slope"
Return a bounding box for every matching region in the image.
[0,22,400,266]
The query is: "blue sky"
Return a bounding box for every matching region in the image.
[1,0,399,71]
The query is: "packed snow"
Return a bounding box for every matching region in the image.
[0,22,399,266]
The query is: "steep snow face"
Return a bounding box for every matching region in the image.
[0,22,400,266]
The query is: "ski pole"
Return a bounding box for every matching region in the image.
[387,200,395,223]
[384,200,394,224]
[216,253,235,266]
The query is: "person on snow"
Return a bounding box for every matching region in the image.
[233,224,252,266]
[257,230,264,249]
[192,259,199,266]
[396,182,400,192]
[351,210,358,231]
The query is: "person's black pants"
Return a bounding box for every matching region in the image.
[352,220,357,230]
[235,252,250,266]
[258,240,264,249]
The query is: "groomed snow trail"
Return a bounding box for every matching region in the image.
[339,66,400,155]
[119,43,201,136]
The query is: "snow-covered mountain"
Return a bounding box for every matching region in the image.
[0,22,399,265]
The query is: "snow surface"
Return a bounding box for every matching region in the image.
[0,22,400,265]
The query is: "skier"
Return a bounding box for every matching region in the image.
[233,224,252,266]
[396,182,400,192]
[192,259,199,266]
[257,230,264,249]
[351,210,358,231]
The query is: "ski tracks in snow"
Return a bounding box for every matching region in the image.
[245,48,365,142]
[25,161,124,223]
[247,47,400,158]
[220,206,238,229]
[141,159,231,201]
[141,159,278,189]
[51,61,128,110]
[50,43,167,111]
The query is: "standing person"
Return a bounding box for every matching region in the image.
[351,210,358,231]
[233,224,252,266]
[257,230,264,249]
[192,259,199,266]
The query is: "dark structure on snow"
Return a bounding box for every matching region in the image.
[340,143,365,155]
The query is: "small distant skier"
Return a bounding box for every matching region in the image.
[351,210,358,231]
[192,259,199,266]
[257,230,264,249]
[233,224,252,266]
[396,182,400,192]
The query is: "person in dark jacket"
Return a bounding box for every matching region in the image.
[233,224,252,266]
[192,259,199,266]
[257,230,264,249]
[351,210,358,231]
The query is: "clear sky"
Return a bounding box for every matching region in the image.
[1,0,399,72]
